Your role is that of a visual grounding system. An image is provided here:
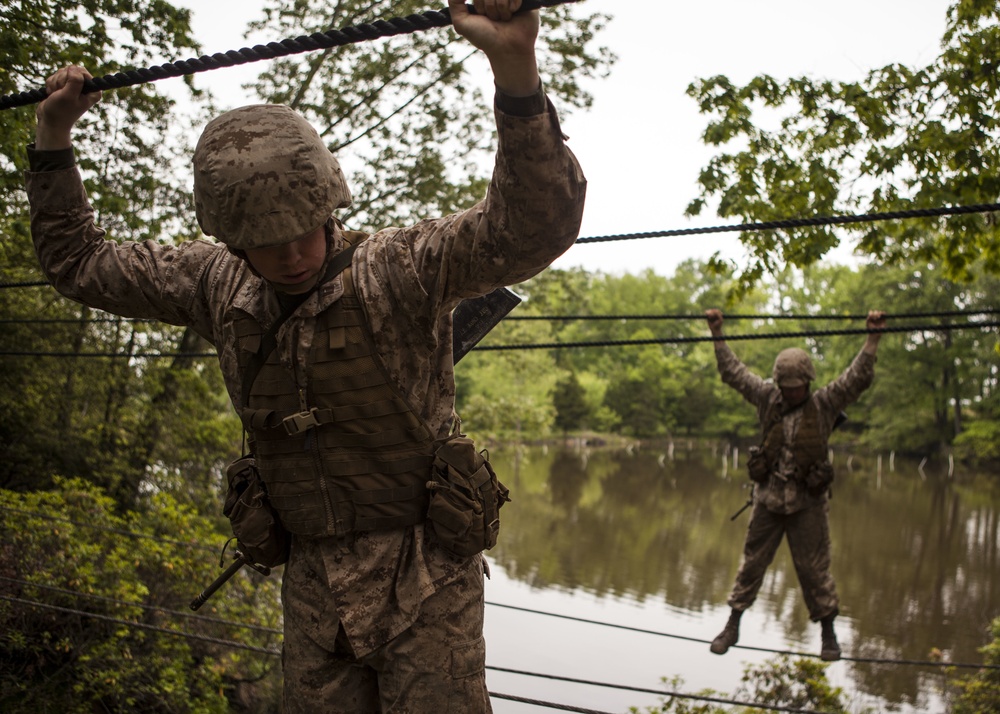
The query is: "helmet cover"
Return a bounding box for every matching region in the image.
[772,347,816,388]
[193,105,351,250]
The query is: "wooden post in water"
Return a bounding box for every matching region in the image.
[890,451,895,472]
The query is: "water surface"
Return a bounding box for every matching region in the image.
[481,443,1000,713]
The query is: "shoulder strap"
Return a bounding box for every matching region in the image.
[240,242,361,407]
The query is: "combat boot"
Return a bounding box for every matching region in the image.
[710,609,742,655]
[820,615,841,661]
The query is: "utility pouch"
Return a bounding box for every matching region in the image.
[746,446,770,484]
[426,433,510,558]
[804,460,835,496]
[223,455,291,568]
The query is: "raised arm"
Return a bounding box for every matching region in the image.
[813,309,886,413]
[705,309,772,410]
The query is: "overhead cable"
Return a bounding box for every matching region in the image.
[503,309,1000,322]
[3,308,997,325]
[2,322,997,359]
[472,322,1000,352]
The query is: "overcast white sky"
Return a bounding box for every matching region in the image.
[169,0,955,276]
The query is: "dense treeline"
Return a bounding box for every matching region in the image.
[457,260,1000,463]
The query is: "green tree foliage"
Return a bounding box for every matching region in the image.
[686,1,1000,290]
[553,371,590,433]
[246,0,615,231]
[950,616,1000,713]
[460,258,998,460]
[0,0,230,510]
[633,656,846,713]
[0,479,283,713]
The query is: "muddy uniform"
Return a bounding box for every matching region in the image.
[27,87,586,713]
[713,342,876,621]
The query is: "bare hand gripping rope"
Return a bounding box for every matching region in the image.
[0,1,579,111]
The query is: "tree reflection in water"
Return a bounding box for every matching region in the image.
[483,443,1000,713]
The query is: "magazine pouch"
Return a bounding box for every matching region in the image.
[804,460,835,497]
[223,455,291,568]
[746,446,770,484]
[426,434,510,558]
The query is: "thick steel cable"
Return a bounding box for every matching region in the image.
[503,309,1000,321]
[0,594,280,655]
[577,202,1000,243]
[489,670,830,714]
[3,308,997,324]
[0,590,838,713]
[470,321,1000,351]
[486,602,1000,671]
[2,321,998,358]
[0,575,282,636]
[6,501,995,673]
[0,1,579,111]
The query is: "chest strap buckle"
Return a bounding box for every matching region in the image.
[283,408,321,436]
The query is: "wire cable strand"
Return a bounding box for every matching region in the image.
[485,601,1000,671]
[0,575,282,636]
[0,594,280,655]
[0,590,840,713]
[489,669,831,714]
[3,308,997,325]
[472,321,1000,351]
[1,322,996,359]
[503,309,1000,321]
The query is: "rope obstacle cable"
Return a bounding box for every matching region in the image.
[1,321,997,358]
[577,201,1000,243]
[2,308,997,323]
[2,199,999,281]
[0,1,580,111]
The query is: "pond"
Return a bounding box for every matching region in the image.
[480,442,1000,714]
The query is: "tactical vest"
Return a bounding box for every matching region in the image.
[234,248,436,538]
[760,397,827,478]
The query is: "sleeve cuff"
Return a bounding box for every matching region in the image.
[27,144,77,172]
[495,82,547,117]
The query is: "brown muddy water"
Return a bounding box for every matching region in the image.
[480,443,1000,714]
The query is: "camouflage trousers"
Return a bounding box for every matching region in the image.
[281,547,491,713]
[727,500,839,621]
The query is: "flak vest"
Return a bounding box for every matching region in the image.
[760,397,828,479]
[234,243,436,538]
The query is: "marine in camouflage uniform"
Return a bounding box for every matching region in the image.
[704,308,886,661]
[26,2,586,711]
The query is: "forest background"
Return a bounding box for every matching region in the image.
[0,1,998,712]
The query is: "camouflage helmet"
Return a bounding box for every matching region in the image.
[193,104,351,250]
[772,347,816,388]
